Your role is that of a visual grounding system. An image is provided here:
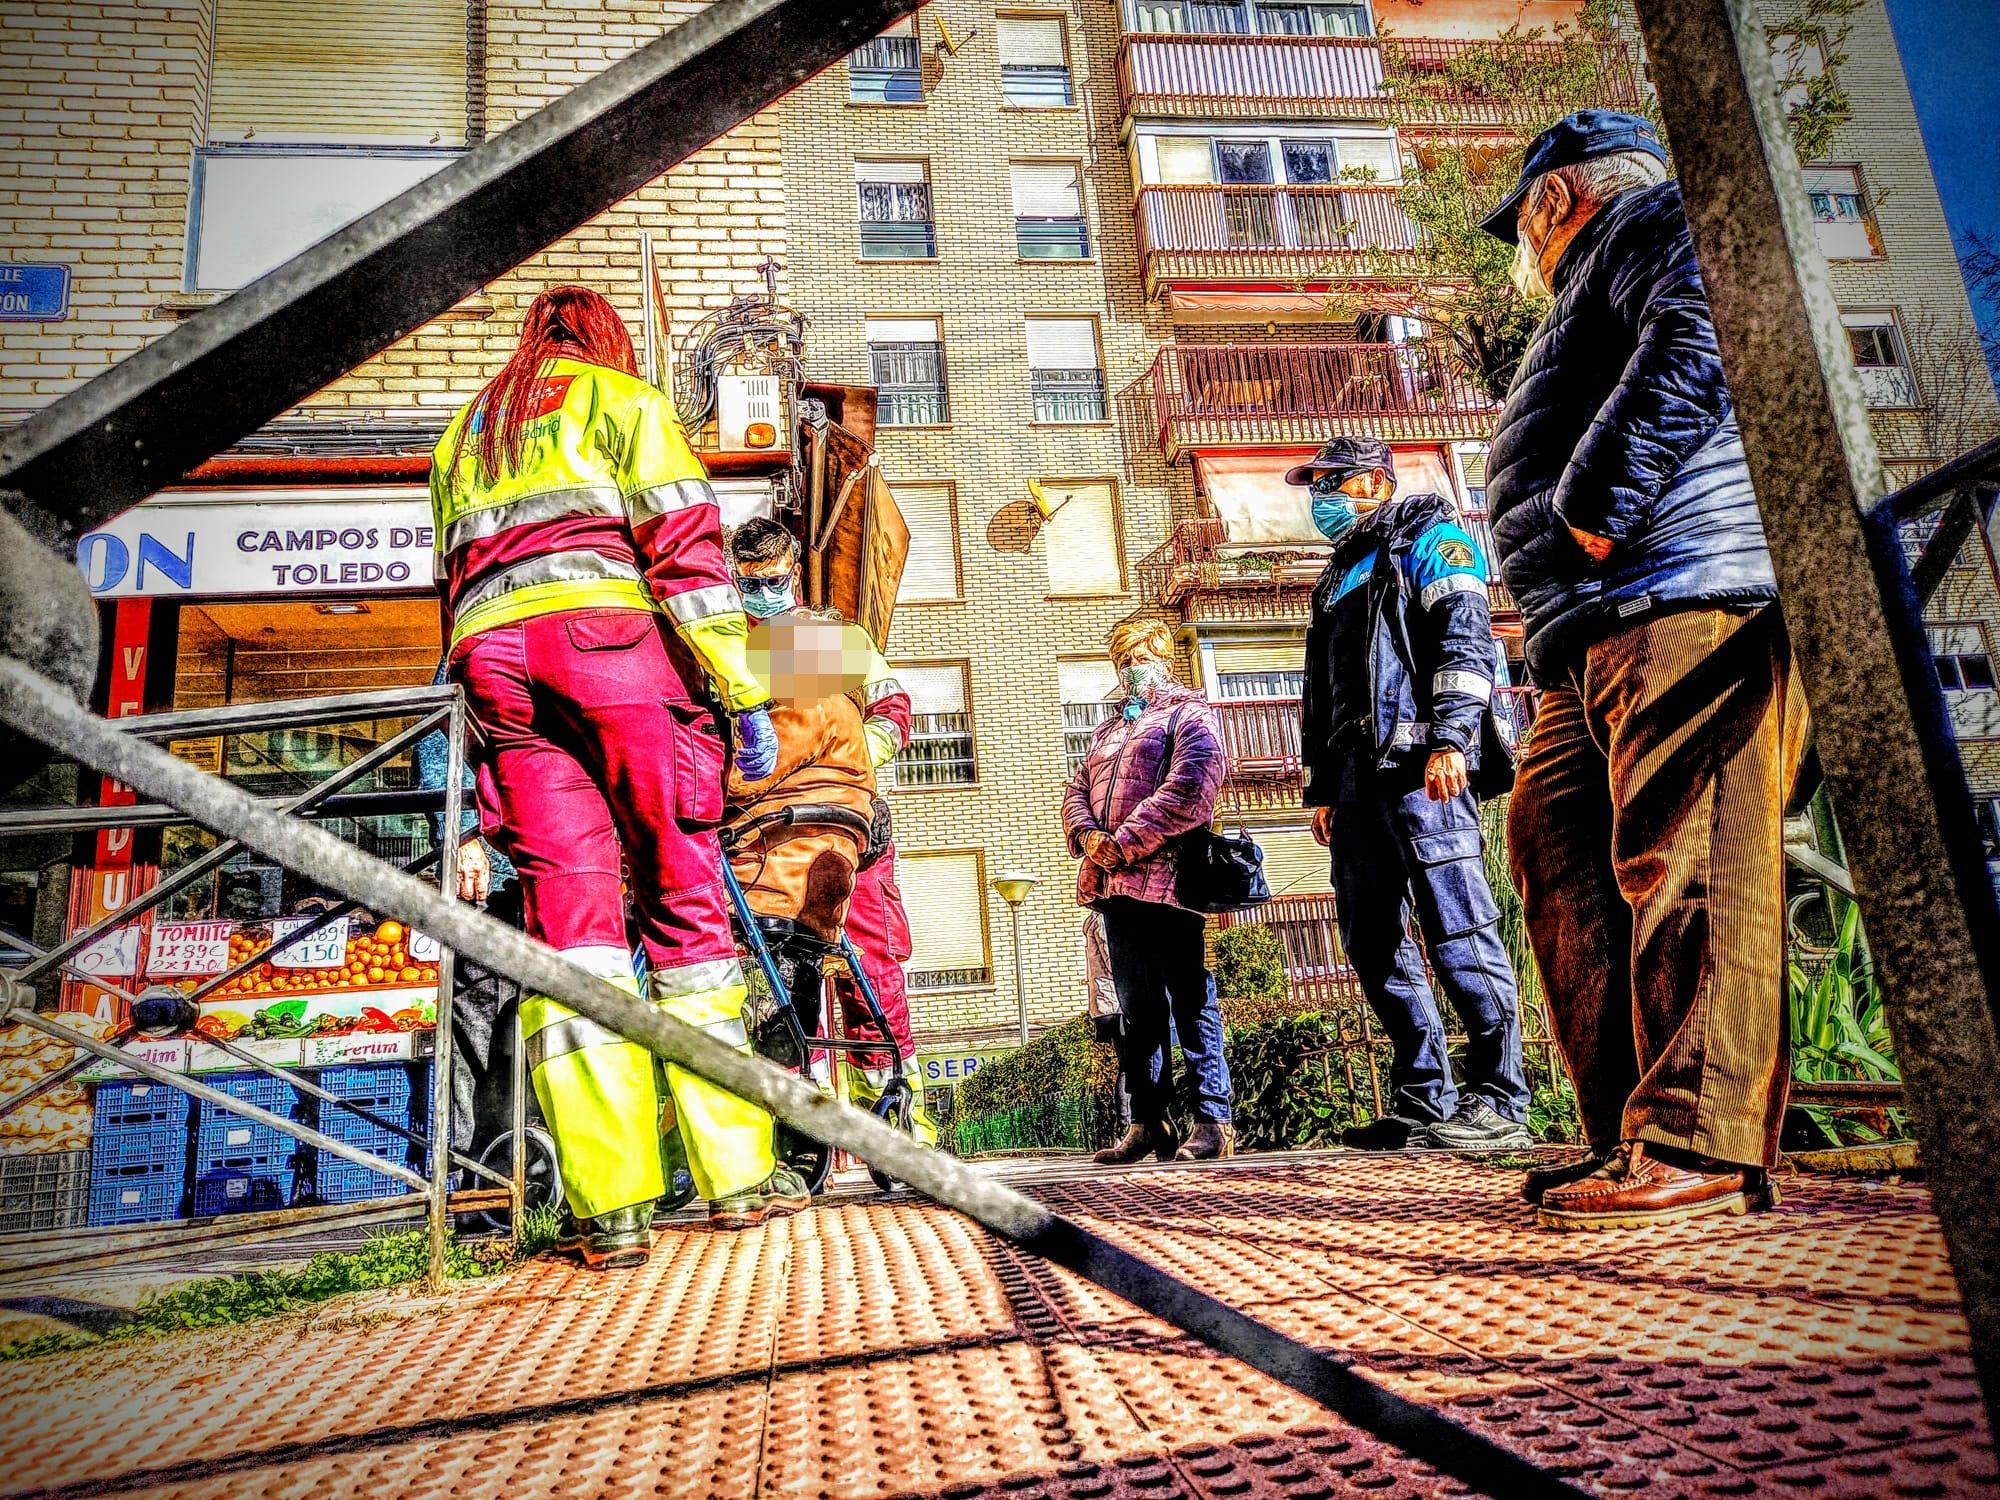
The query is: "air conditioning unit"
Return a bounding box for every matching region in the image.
[717,374,786,452]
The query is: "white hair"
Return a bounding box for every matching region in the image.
[1522,149,1670,222]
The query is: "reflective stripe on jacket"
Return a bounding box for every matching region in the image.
[430,358,768,711]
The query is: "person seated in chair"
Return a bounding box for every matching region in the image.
[723,518,882,1040]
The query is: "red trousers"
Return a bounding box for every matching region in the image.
[451,608,733,972]
[833,839,917,1069]
[450,607,771,1210]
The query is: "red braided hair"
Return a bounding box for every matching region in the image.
[456,286,638,482]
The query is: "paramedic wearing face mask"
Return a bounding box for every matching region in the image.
[1062,619,1234,1163]
[1294,435,1531,1155]
[432,286,804,1270]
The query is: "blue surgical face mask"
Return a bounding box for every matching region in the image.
[1309,474,1363,543]
[735,574,796,619]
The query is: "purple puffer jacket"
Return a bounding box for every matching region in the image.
[1061,681,1228,911]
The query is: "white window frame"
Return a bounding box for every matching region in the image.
[187,144,461,292]
[888,660,977,789]
[1025,316,1107,424]
[890,480,963,604]
[1841,309,1919,409]
[901,847,994,993]
[996,13,1075,108]
[1134,125,1402,188]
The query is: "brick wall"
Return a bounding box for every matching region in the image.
[781,0,1179,1045]
[0,0,213,408]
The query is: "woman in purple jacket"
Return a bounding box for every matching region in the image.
[1063,619,1235,1162]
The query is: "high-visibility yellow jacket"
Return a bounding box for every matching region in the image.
[430,358,768,712]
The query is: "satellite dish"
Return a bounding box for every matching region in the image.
[986,481,1075,555]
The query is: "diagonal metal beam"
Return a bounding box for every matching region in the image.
[1633,0,2000,1421]
[0,0,927,549]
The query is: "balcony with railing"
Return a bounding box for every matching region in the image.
[1134,183,1422,295]
[1151,340,1497,458]
[1117,33,1644,126]
[1212,687,1538,812]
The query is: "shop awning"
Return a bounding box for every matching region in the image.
[1193,447,1457,550]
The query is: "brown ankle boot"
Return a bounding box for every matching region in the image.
[1175,1122,1235,1161]
[1093,1121,1178,1165]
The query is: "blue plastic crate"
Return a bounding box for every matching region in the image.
[195,1072,309,1172]
[196,1071,305,1139]
[88,1159,185,1226]
[312,1155,424,1204]
[192,1153,302,1216]
[316,1063,429,1160]
[93,1079,192,1135]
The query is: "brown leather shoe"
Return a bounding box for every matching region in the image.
[1520,1147,1614,1206]
[1537,1141,1778,1231]
[1175,1122,1236,1161]
[1093,1121,1179,1165]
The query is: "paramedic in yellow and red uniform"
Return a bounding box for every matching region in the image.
[431,286,810,1268]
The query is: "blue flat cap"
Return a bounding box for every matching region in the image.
[1479,109,1668,244]
[1283,435,1396,488]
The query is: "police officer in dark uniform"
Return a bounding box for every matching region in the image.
[1294,436,1532,1151]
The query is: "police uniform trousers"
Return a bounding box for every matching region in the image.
[1329,755,1529,1125]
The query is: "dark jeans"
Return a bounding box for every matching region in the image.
[1330,757,1529,1124]
[1101,896,1233,1125]
[449,883,528,1153]
[1508,607,1808,1167]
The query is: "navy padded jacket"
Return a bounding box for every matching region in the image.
[1486,181,1777,679]
[1301,492,1507,807]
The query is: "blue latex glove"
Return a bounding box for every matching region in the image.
[734,705,778,781]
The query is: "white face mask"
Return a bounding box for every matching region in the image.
[1509,230,1550,300]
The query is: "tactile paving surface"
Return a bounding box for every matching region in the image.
[0,1154,1989,1498]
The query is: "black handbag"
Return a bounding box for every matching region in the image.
[1174,824,1272,914]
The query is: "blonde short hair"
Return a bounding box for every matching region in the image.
[1107,619,1174,667]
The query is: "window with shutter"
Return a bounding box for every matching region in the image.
[891,483,961,603]
[902,851,992,991]
[852,16,923,103]
[856,160,935,259]
[1011,163,1091,259]
[1212,643,1305,701]
[1026,318,1106,423]
[193,0,467,292]
[1058,658,1119,776]
[1041,482,1124,596]
[209,0,469,144]
[890,663,975,788]
[867,317,948,426]
[1254,825,1333,898]
[997,16,1073,106]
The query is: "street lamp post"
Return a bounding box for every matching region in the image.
[990,869,1039,1048]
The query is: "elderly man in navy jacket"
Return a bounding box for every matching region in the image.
[1480,111,1810,1230]
[1296,436,1530,1154]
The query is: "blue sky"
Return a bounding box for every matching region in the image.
[1884,0,2000,345]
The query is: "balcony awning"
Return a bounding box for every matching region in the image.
[1194,447,1457,549]
[1163,288,1420,319]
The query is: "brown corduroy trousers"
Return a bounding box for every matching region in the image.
[1508,607,1811,1168]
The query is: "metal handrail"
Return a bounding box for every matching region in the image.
[0,656,1584,1500]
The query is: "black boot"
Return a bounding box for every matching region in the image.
[1093,1121,1179,1165]
[557,1202,655,1270]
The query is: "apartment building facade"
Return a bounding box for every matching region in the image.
[2,0,1995,1054]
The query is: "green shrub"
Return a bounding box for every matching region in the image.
[1214,924,1287,1004]
[955,1016,1119,1120]
[1221,1012,1375,1150]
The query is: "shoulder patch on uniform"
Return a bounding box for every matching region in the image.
[1437,538,1477,570]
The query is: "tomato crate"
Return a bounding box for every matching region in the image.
[0,1149,89,1233]
[312,1156,424,1204]
[88,1084,193,1226]
[193,1150,305,1216]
